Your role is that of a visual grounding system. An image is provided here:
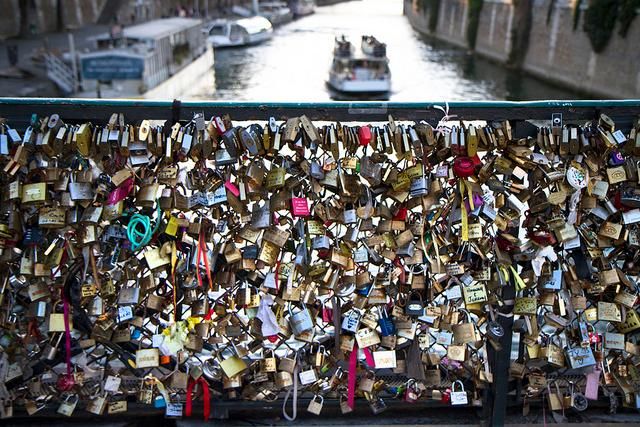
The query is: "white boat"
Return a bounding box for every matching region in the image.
[289,0,315,17]
[231,3,293,26]
[76,17,214,99]
[205,16,273,48]
[259,2,294,26]
[327,35,391,94]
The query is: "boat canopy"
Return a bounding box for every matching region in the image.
[236,17,273,33]
[94,17,203,43]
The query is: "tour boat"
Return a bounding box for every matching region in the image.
[74,18,214,99]
[205,16,273,48]
[289,0,316,18]
[327,35,391,94]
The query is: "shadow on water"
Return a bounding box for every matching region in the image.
[416,34,585,101]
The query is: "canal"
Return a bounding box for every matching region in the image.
[192,0,585,101]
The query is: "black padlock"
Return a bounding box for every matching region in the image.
[405,292,424,316]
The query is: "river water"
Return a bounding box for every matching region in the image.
[192,0,584,101]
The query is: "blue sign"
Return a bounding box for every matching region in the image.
[81,55,144,80]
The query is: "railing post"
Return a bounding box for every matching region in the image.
[489,280,515,426]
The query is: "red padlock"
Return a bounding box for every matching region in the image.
[393,207,408,221]
[441,389,451,404]
[358,126,372,146]
[56,373,75,391]
[453,157,475,178]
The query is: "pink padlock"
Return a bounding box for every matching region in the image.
[224,180,240,197]
[291,197,310,217]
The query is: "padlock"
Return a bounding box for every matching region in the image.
[56,395,78,417]
[307,394,324,415]
[450,380,468,405]
[68,171,94,202]
[405,291,424,316]
[289,304,314,335]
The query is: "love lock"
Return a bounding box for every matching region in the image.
[289,303,314,335]
[405,291,424,316]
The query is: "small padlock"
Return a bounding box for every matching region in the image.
[405,291,424,316]
[450,380,468,405]
[56,395,78,417]
[307,394,324,415]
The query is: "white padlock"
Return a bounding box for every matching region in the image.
[450,380,468,406]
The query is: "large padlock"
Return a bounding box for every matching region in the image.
[289,304,314,335]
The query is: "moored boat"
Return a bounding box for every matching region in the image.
[289,0,316,18]
[205,16,273,48]
[75,17,214,99]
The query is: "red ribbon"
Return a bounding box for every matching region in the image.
[196,230,213,290]
[347,342,358,410]
[51,238,70,280]
[363,348,375,368]
[274,260,281,292]
[185,377,210,420]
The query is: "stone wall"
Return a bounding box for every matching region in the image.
[0,0,106,38]
[435,0,468,48]
[523,0,640,98]
[406,0,468,48]
[404,0,640,98]
[474,0,512,63]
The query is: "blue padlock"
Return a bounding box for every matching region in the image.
[357,283,372,296]
[154,395,166,408]
[378,307,396,336]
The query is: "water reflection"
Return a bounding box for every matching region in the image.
[189,0,585,101]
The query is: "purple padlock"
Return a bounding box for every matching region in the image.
[609,150,625,166]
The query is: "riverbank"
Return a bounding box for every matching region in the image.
[403,0,640,99]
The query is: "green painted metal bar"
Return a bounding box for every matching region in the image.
[1,97,640,108]
[0,98,640,129]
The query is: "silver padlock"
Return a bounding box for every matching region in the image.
[289,304,314,335]
[312,235,331,250]
[310,160,325,179]
[68,173,94,202]
[43,333,63,360]
[409,173,430,198]
[57,394,78,417]
[341,310,361,333]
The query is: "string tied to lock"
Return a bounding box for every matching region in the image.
[126,202,162,252]
[433,102,458,138]
[57,260,83,392]
[196,227,213,290]
[347,342,358,410]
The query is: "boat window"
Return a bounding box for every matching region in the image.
[230,25,245,41]
[209,25,226,36]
